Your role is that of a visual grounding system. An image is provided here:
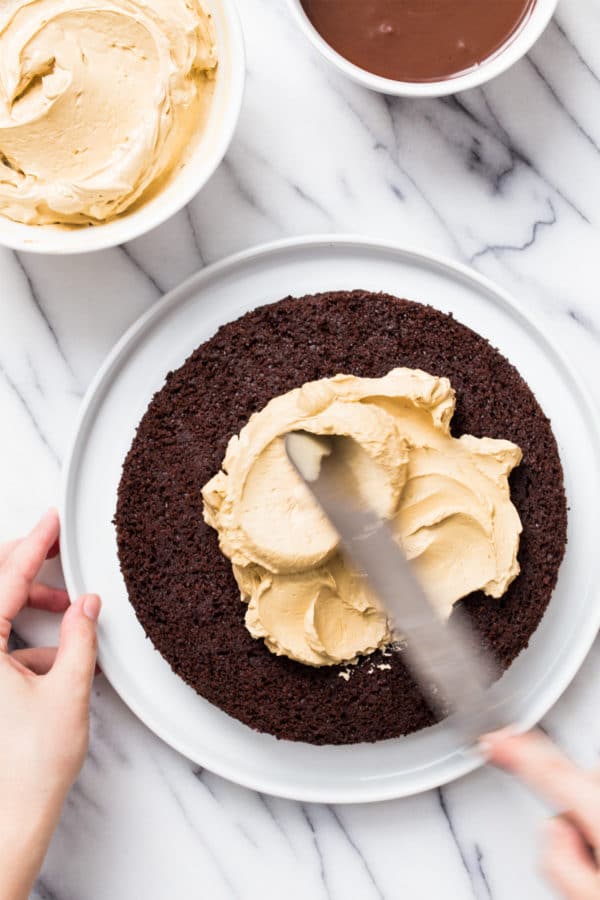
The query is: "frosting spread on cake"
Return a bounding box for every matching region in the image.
[0,0,217,225]
[202,368,523,666]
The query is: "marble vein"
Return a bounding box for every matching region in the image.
[88,696,129,767]
[449,92,589,223]
[0,362,61,466]
[470,199,557,262]
[437,788,476,897]
[568,307,600,340]
[256,792,298,856]
[31,878,59,900]
[119,244,163,297]
[64,778,104,819]
[155,759,241,899]
[474,845,492,899]
[300,805,331,900]
[220,155,280,230]
[328,807,385,900]
[551,20,600,85]
[193,768,260,850]
[526,55,600,155]
[292,182,336,227]
[13,252,77,382]
[185,204,206,265]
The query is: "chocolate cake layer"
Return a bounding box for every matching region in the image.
[115,291,567,745]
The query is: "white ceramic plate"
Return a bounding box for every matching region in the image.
[61,236,600,803]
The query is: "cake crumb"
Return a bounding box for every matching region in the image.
[390,639,407,652]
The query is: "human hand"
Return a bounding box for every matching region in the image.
[483,729,600,900]
[0,509,100,900]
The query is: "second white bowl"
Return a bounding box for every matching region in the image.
[287,0,558,98]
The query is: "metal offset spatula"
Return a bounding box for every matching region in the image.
[285,430,514,746]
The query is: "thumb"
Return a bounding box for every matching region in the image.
[51,594,101,704]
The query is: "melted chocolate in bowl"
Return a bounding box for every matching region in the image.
[300,0,536,82]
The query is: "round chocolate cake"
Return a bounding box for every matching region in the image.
[115,291,567,745]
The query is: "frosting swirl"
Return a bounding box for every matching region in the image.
[0,0,217,225]
[202,369,523,666]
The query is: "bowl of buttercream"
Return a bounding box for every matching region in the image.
[0,0,244,253]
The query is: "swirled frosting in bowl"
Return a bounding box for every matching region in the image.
[0,0,217,226]
[202,368,523,667]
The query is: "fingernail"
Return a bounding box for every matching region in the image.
[479,726,517,758]
[82,594,101,622]
[41,507,59,526]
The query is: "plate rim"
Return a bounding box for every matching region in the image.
[60,234,600,802]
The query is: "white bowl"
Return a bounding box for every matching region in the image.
[287,0,558,97]
[0,0,245,255]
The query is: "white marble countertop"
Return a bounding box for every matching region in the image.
[3,0,600,896]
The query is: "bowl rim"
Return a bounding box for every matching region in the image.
[0,0,245,255]
[286,0,559,97]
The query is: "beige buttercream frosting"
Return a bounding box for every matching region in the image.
[202,368,523,667]
[0,0,217,225]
